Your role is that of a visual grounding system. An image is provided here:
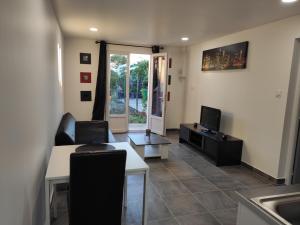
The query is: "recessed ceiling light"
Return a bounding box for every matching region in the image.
[89,27,98,32]
[181,37,189,41]
[282,0,297,3]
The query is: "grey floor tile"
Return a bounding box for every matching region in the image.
[180,177,218,193]
[206,175,246,190]
[167,164,201,179]
[163,194,207,216]
[152,179,190,196]
[211,208,238,225]
[148,218,179,225]
[148,196,172,221]
[223,189,248,203]
[176,213,221,225]
[127,180,159,202]
[195,165,226,177]
[150,167,177,182]
[194,191,237,211]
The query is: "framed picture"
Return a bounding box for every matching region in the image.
[202,41,249,71]
[80,72,91,83]
[80,53,91,64]
[80,91,92,101]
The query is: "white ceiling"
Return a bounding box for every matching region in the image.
[51,0,300,46]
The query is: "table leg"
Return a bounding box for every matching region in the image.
[130,139,145,159]
[123,175,128,208]
[159,145,169,159]
[53,184,58,218]
[142,170,149,225]
[45,180,50,225]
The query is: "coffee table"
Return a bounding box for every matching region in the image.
[128,133,171,159]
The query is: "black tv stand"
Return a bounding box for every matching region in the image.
[179,124,243,166]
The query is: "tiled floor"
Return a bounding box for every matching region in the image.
[52,131,274,225]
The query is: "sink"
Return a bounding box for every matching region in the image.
[252,192,300,225]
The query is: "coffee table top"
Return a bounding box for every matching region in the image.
[128,133,171,146]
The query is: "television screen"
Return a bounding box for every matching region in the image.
[200,106,221,132]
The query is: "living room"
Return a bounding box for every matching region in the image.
[2,1,300,225]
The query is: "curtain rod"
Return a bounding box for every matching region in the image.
[95,41,152,49]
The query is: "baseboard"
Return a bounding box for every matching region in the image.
[241,162,285,185]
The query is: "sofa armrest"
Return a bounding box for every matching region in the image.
[75,121,109,144]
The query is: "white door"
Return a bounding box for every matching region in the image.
[148,53,168,136]
[107,52,130,133]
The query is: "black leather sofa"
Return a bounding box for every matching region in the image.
[55,113,116,146]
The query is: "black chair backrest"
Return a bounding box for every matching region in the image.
[75,121,109,144]
[69,150,127,225]
[55,113,76,145]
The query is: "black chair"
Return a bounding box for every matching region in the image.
[75,121,108,144]
[69,150,127,225]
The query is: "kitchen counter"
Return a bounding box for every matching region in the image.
[236,184,300,225]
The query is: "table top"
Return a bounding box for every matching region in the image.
[46,142,149,181]
[128,133,171,146]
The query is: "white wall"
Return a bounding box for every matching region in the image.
[165,46,186,129]
[64,38,185,129]
[184,15,300,179]
[0,0,63,224]
[64,38,99,120]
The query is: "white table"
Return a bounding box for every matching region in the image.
[44,142,149,225]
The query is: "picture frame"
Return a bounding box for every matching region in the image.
[202,41,249,71]
[80,53,91,64]
[80,72,92,83]
[80,91,92,101]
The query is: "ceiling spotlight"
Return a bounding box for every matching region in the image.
[181,37,189,41]
[282,0,297,3]
[89,27,98,32]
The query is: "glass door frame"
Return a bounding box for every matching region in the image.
[106,51,130,133]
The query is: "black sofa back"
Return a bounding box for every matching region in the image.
[55,113,115,146]
[55,113,76,145]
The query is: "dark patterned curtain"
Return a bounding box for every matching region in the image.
[92,41,107,120]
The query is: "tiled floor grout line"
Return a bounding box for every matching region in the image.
[148,166,182,225]
[162,160,226,225]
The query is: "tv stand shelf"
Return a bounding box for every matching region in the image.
[179,124,243,166]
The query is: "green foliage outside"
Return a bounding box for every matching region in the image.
[129,114,147,124]
[130,59,149,123]
[109,55,149,123]
[110,55,127,114]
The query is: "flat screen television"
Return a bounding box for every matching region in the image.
[200,106,221,132]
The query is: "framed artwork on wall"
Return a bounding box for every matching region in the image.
[80,72,91,83]
[202,41,249,71]
[80,91,92,101]
[80,53,91,64]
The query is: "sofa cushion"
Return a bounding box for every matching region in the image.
[55,113,76,145]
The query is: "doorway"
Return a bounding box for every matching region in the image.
[107,51,168,134]
[128,54,150,131]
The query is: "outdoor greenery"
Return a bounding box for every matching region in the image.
[109,54,149,124]
[129,114,147,124]
[110,55,127,114]
[129,59,149,123]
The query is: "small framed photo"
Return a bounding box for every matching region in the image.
[80,72,91,83]
[80,91,92,101]
[80,53,91,64]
